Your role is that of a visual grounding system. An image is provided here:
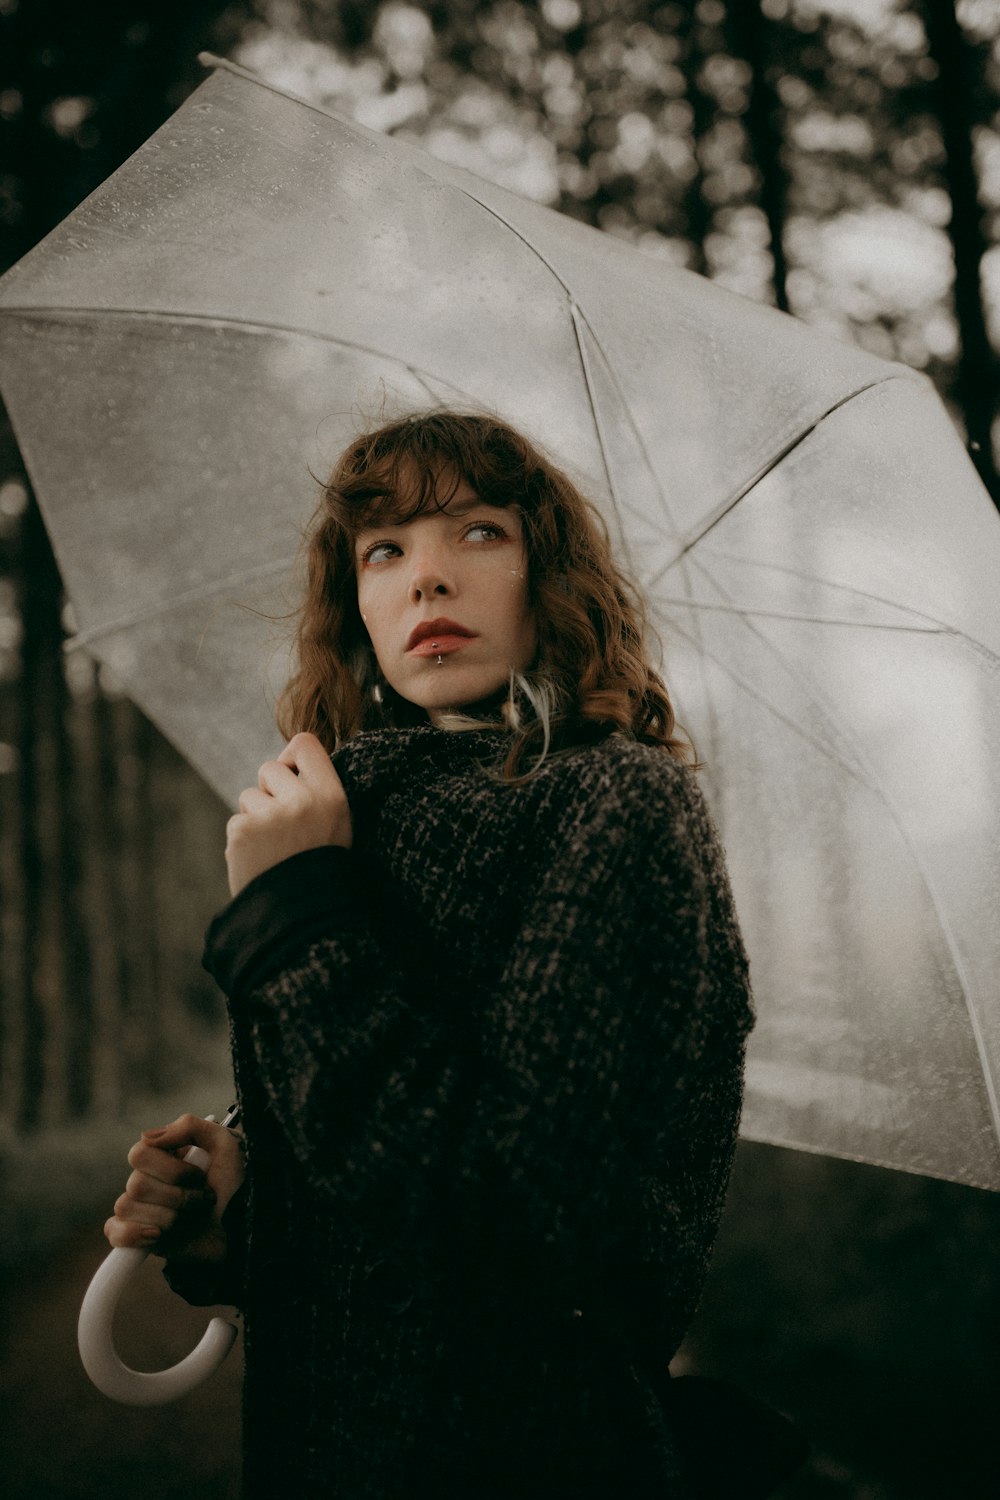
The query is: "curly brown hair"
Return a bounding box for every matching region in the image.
[277,409,699,780]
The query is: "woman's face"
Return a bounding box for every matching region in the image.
[355,473,537,713]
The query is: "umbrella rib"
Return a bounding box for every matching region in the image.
[686,549,976,637]
[665,541,1000,668]
[567,299,680,532]
[453,190,679,538]
[0,304,445,368]
[646,374,915,586]
[407,370,449,406]
[3,307,488,430]
[656,596,949,631]
[65,557,300,651]
[670,593,1000,1151]
[667,615,877,785]
[568,302,636,572]
[677,550,913,780]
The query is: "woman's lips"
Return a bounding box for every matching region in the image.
[408,634,474,657]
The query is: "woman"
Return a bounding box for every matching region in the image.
[106,411,757,1498]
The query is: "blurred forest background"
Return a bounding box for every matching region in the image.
[1,1,999,1497]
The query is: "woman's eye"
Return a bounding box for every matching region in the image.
[360,521,506,564]
[464,521,507,543]
[361,540,401,566]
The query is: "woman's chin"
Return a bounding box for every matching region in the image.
[399,671,512,718]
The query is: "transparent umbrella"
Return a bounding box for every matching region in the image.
[1,54,998,1197]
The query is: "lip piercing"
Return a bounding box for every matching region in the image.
[436,655,443,666]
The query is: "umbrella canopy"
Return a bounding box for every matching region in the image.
[1,54,999,1191]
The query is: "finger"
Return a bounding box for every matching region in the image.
[278,732,340,787]
[127,1139,207,1186]
[238,786,272,816]
[119,1180,215,1218]
[276,731,320,769]
[124,1169,186,1209]
[257,759,302,796]
[113,1193,179,1230]
[141,1112,235,1160]
[104,1215,162,1250]
[126,1172,218,1221]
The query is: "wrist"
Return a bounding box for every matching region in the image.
[228,836,342,899]
[162,1220,229,1266]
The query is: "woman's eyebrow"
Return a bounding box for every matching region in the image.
[353,495,486,547]
[354,511,411,540]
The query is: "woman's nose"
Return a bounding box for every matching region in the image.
[408,551,453,603]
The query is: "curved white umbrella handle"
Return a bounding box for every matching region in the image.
[78,1134,240,1405]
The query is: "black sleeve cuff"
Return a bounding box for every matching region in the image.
[161,1180,248,1309]
[202,844,360,999]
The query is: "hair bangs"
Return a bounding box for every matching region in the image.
[331,415,534,539]
[332,444,490,540]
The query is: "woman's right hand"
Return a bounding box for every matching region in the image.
[103,1113,246,1265]
[226,731,353,898]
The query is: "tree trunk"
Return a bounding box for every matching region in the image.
[724,0,790,311]
[676,5,717,278]
[920,0,1000,507]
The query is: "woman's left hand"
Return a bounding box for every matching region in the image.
[225,731,353,898]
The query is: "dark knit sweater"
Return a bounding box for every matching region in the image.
[177,723,753,1498]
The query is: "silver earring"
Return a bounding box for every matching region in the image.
[372,681,383,703]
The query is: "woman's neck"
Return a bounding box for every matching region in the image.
[428,684,510,728]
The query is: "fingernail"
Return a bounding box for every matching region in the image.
[141,1226,161,1240]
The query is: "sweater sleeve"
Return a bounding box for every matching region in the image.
[203,754,752,1355]
[161,1179,248,1309]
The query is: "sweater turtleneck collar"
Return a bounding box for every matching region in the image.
[330,718,509,802]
